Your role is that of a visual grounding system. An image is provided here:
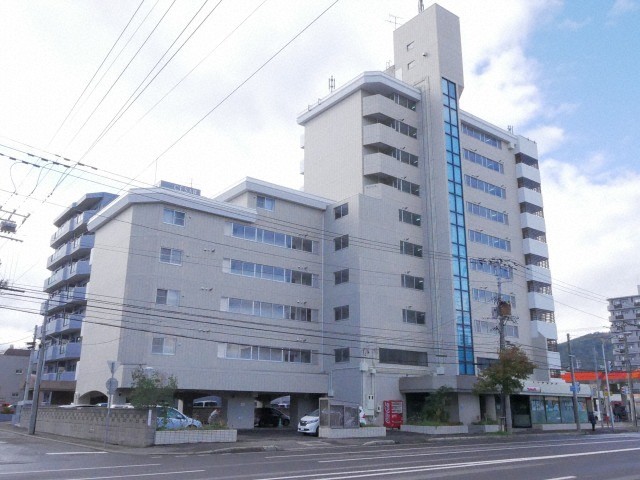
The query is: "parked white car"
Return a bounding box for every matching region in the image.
[298,406,366,435]
[156,407,202,430]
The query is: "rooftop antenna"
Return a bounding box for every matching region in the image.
[386,14,402,29]
[418,0,424,13]
[507,125,514,133]
[328,75,335,93]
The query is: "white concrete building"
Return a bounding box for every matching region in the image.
[68,4,578,429]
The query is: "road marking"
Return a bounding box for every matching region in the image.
[545,477,576,480]
[46,451,107,455]
[255,446,640,480]
[317,438,640,463]
[0,464,161,476]
[72,470,206,480]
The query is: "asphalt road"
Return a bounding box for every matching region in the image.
[2,427,640,479]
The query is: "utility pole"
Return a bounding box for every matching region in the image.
[19,326,37,425]
[622,333,637,426]
[602,339,615,430]
[594,347,603,428]
[567,333,581,433]
[28,316,48,435]
[482,257,516,432]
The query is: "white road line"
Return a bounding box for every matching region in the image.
[0,464,161,476]
[72,470,206,480]
[545,477,577,480]
[266,436,640,459]
[46,451,107,455]
[254,446,640,480]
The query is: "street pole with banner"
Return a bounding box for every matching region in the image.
[104,361,118,447]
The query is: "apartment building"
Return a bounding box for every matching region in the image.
[31,192,116,404]
[0,348,30,406]
[608,286,640,373]
[66,4,582,428]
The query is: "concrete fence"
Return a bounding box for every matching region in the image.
[20,406,156,447]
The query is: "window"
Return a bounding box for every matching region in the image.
[335,348,350,363]
[466,202,508,225]
[225,343,312,364]
[379,348,427,366]
[15,369,23,375]
[163,207,185,226]
[461,123,502,149]
[472,288,516,306]
[407,60,415,70]
[400,240,422,257]
[474,319,519,338]
[401,274,424,290]
[377,176,420,196]
[225,297,317,322]
[399,209,421,226]
[406,41,414,51]
[334,269,349,285]
[156,289,180,306]
[547,339,558,352]
[463,149,503,173]
[160,247,183,265]
[469,259,512,279]
[152,337,176,355]
[477,357,498,372]
[334,235,349,251]
[530,309,555,323]
[229,222,316,253]
[464,175,506,198]
[549,369,562,378]
[468,230,511,252]
[334,203,348,219]
[387,93,417,111]
[256,195,275,211]
[334,305,349,321]
[227,259,318,287]
[402,309,425,325]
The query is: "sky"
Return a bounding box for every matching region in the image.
[1,0,639,351]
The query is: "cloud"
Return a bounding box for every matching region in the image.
[557,17,592,31]
[541,158,640,336]
[607,0,639,20]
[522,125,565,156]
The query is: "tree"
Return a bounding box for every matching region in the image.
[129,367,177,409]
[474,345,536,432]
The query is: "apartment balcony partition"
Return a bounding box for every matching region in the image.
[44,342,81,362]
[528,292,555,312]
[522,238,549,258]
[363,153,418,180]
[362,94,418,126]
[362,124,419,153]
[47,235,94,270]
[50,210,96,248]
[44,314,83,336]
[517,187,543,208]
[516,162,542,184]
[520,212,547,232]
[42,287,87,315]
[43,260,91,292]
[42,371,76,382]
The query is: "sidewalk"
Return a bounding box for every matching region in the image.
[2,421,637,457]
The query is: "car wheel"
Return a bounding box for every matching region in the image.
[187,424,197,429]
[282,419,290,426]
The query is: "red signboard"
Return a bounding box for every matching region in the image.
[383,400,403,428]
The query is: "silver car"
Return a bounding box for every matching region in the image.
[156,407,202,430]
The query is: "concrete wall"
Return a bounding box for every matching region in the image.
[23,407,155,447]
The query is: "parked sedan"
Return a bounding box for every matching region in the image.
[156,407,202,430]
[254,407,290,427]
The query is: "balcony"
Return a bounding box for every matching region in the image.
[44,314,83,336]
[524,264,551,283]
[520,212,547,232]
[44,342,81,362]
[41,287,87,315]
[362,94,418,126]
[50,210,96,249]
[42,371,76,382]
[362,124,418,153]
[528,292,555,311]
[43,260,91,292]
[47,234,94,270]
[522,238,549,258]
[516,163,542,183]
[363,153,416,180]
[517,187,543,207]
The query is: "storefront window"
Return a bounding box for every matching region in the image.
[560,398,574,423]
[530,396,546,424]
[545,396,561,423]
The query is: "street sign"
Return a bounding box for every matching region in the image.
[570,383,581,393]
[106,378,118,395]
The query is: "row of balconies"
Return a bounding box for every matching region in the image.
[33,342,82,363]
[41,287,87,315]
[44,313,83,336]
[41,371,76,382]
[608,299,640,311]
[47,234,94,270]
[43,260,91,292]
[50,210,96,249]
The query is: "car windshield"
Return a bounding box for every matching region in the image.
[306,409,319,417]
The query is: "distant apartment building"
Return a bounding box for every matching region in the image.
[31,192,116,404]
[64,4,584,429]
[608,285,640,373]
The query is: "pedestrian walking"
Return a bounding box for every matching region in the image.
[588,411,596,431]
